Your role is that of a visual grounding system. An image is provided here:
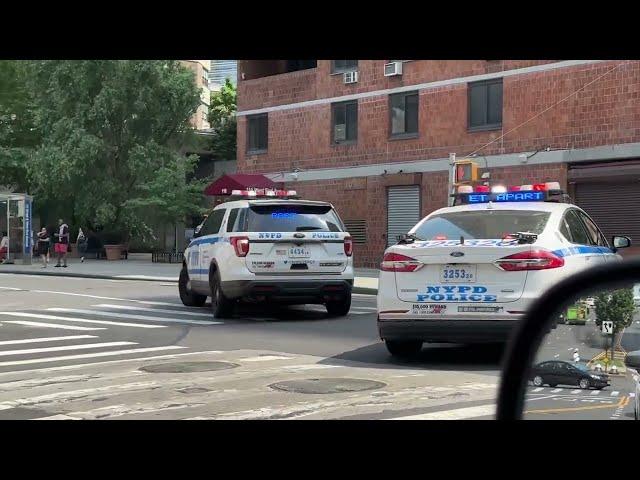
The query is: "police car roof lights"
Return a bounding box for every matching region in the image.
[228,189,299,198]
[454,181,564,205]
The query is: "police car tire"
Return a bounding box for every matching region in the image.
[385,340,423,358]
[210,271,234,318]
[179,265,207,307]
[326,294,351,317]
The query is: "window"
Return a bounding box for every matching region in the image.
[201,209,225,236]
[563,210,591,245]
[331,101,358,144]
[412,210,550,241]
[246,205,344,233]
[331,60,358,73]
[226,208,240,232]
[390,91,419,137]
[247,114,268,153]
[468,78,503,131]
[577,211,609,247]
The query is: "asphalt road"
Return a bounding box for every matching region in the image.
[0,273,636,420]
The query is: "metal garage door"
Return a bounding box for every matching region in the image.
[387,185,421,247]
[575,182,640,244]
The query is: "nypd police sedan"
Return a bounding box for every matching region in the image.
[377,182,632,358]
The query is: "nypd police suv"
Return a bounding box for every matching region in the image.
[180,189,354,318]
[377,181,632,358]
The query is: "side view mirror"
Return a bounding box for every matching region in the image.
[498,258,640,420]
[612,235,631,249]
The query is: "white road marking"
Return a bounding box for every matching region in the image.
[47,308,219,326]
[610,391,619,397]
[0,341,136,357]
[388,404,496,420]
[590,390,601,396]
[2,312,166,329]
[630,393,636,398]
[0,286,23,291]
[93,304,212,318]
[0,335,97,346]
[240,355,293,362]
[35,414,82,420]
[29,289,193,307]
[0,349,220,377]
[571,389,581,394]
[532,387,544,392]
[3,320,106,331]
[0,345,185,367]
[551,388,562,393]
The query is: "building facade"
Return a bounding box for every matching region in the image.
[180,60,211,131]
[236,60,640,267]
[209,60,237,91]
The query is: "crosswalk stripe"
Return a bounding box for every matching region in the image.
[47,308,220,326]
[630,393,636,398]
[0,341,136,357]
[551,388,562,393]
[0,345,185,367]
[610,391,619,397]
[2,312,166,329]
[3,320,106,331]
[388,404,495,420]
[590,390,601,395]
[532,387,544,392]
[93,304,213,318]
[571,389,581,394]
[0,335,97,346]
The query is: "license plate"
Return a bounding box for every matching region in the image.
[412,304,447,315]
[288,247,311,258]
[440,264,476,283]
[458,306,503,313]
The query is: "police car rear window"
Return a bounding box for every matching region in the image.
[412,210,551,241]
[246,205,345,233]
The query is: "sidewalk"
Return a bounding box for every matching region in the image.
[0,256,380,294]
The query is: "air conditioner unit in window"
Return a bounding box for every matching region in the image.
[384,61,403,77]
[334,124,346,142]
[343,71,358,84]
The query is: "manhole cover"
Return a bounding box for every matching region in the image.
[269,378,386,394]
[139,361,238,373]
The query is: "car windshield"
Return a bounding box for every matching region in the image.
[573,363,591,373]
[246,204,345,232]
[411,210,551,241]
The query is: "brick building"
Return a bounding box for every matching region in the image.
[236,60,640,267]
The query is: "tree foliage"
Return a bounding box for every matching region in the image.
[594,288,636,332]
[10,60,209,239]
[207,78,236,160]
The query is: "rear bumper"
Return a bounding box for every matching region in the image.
[221,279,353,303]
[377,318,520,344]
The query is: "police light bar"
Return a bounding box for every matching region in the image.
[455,181,563,204]
[228,189,298,198]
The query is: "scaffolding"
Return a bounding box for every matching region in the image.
[0,192,33,265]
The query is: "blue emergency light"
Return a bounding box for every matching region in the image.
[271,212,298,219]
[454,182,563,205]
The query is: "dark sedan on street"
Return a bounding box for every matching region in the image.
[530,360,610,389]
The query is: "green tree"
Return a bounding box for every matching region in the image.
[0,60,40,191]
[594,288,635,360]
[24,60,207,240]
[207,78,236,160]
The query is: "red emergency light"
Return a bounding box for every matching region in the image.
[229,189,298,198]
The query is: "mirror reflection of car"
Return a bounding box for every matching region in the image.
[530,360,610,390]
[624,350,640,420]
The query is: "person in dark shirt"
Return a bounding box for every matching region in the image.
[36,227,51,268]
[54,218,70,268]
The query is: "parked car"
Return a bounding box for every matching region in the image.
[530,360,610,389]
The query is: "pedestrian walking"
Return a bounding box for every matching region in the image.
[0,231,7,263]
[573,348,580,363]
[36,227,51,268]
[53,218,70,268]
[76,227,87,263]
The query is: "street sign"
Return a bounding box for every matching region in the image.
[602,321,614,335]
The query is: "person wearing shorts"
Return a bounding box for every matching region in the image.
[54,219,70,268]
[37,227,50,268]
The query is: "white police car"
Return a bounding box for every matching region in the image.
[179,189,354,318]
[377,181,632,358]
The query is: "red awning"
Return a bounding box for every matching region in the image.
[203,174,281,196]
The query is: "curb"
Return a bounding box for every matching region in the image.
[0,269,380,295]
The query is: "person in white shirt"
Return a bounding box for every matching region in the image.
[0,232,8,263]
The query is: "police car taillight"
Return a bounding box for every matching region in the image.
[495,249,564,271]
[380,253,424,272]
[344,236,353,257]
[230,236,250,257]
